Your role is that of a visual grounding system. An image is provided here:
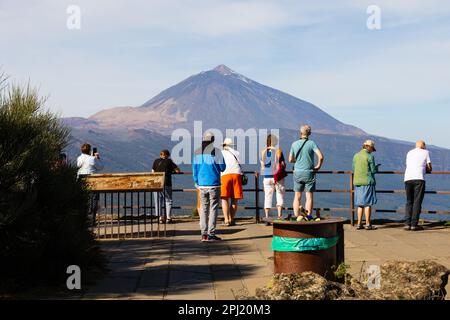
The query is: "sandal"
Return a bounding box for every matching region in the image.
[364,224,377,230]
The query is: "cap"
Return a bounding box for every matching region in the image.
[363,139,376,151]
[223,138,234,146]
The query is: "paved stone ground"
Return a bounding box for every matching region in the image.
[81,220,450,300]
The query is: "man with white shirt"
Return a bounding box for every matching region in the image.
[404,140,432,231]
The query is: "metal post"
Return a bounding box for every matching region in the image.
[255,171,260,223]
[143,191,147,238]
[350,173,355,226]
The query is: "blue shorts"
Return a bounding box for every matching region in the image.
[293,171,316,192]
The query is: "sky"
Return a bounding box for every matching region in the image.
[1,0,450,148]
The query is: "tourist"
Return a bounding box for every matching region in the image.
[193,132,226,242]
[77,143,104,220]
[261,134,287,226]
[289,125,324,220]
[77,143,104,177]
[221,138,243,226]
[352,140,380,230]
[152,149,181,224]
[404,140,432,231]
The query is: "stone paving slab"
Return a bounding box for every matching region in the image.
[82,220,450,300]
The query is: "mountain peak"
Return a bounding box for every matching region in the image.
[213,64,234,75]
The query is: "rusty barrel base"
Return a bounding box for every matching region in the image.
[273,217,346,281]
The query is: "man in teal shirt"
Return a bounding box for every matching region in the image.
[289,125,324,218]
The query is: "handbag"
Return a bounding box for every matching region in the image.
[274,156,288,183]
[227,150,248,186]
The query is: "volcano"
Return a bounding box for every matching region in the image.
[86,65,365,135]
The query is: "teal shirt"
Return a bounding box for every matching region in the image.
[289,139,319,172]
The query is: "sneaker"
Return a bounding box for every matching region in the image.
[207,234,222,241]
[201,235,208,242]
[411,225,424,231]
[364,224,377,230]
[356,224,364,230]
[404,225,411,231]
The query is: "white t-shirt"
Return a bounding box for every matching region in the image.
[404,148,431,182]
[77,154,104,176]
[221,148,242,176]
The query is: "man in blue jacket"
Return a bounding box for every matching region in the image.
[193,132,226,242]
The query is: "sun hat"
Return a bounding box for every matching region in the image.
[223,138,234,146]
[363,139,376,151]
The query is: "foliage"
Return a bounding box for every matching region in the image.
[0,75,104,293]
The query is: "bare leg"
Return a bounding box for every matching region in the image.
[364,206,372,226]
[357,207,363,225]
[293,192,302,217]
[222,198,230,224]
[305,192,314,215]
[277,206,283,219]
[264,208,270,220]
[230,199,238,223]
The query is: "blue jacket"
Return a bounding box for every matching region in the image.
[193,145,226,187]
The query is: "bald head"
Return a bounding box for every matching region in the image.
[416,140,426,149]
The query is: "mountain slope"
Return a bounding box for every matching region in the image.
[88,65,365,135]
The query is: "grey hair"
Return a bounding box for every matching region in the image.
[300,125,312,137]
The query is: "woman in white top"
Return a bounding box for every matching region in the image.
[77,143,104,177]
[221,138,243,226]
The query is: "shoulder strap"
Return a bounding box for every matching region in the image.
[294,139,309,161]
[227,149,242,170]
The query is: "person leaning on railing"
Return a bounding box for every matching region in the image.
[352,140,380,230]
[403,140,432,231]
[152,149,181,224]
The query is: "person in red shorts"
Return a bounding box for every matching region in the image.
[221,138,244,226]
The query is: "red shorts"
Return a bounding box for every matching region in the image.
[221,174,243,199]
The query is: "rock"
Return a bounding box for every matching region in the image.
[239,260,449,300]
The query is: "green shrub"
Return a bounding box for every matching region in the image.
[0,75,104,293]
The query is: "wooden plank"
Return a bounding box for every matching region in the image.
[86,172,165,191]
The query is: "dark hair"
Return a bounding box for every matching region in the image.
[81,143,91,155]
[160,149,170,157]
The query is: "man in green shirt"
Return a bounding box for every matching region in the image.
[289,125,324,218]
[352,140,380,230]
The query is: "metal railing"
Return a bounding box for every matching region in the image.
[88,170,449,239]
[90,190,167,239]
[171,170,450,226]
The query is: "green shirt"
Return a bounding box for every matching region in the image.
[289,139,319,172]
[353,149,377,186]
